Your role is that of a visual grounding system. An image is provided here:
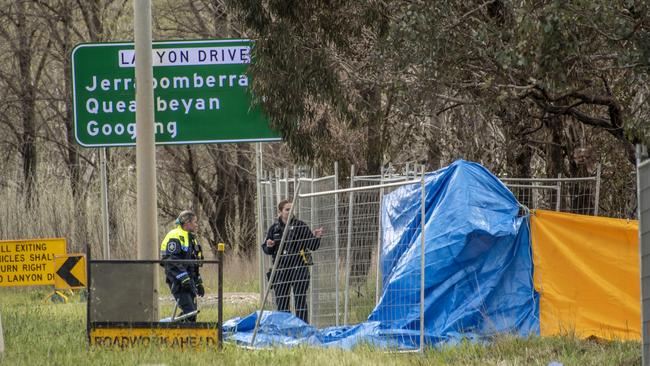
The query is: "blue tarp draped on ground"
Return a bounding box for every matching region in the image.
[225,160,539,349]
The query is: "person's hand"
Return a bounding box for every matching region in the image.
[313,227,324,238]
[196,283,205,297]
[180,276,192,291]
[266,239,275,247]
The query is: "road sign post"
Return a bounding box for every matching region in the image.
[71,39,280,147]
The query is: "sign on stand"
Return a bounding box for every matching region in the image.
[90,324,218,349]
[54,254,87,290]
[0,238,67,286]
[71,39,280,147]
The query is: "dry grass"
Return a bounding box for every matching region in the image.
[0,287,642,366]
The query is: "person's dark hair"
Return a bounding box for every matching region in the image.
[277,199,292,213]
[176,210,196,226]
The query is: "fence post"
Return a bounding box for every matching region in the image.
[309,168,315,325]
[594,163,601,216]
[286,167,291,203]
[256,144,264,304]
[265,170,275,292]
[291,166,296,215]
[375,167,384,305]
[266,170,274,227]
[218,243,224,350]
[419,167,426,352]
[556,174,562,211]
[334,162,340,326]
[275,168,281,207]
[344,165,355,325]
[531,180,538,210]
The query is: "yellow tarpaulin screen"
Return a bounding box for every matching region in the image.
[531,209,639,340]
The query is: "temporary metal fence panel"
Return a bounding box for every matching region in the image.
[253,173,426,348]
[302,175,337,326]
[253,161,601,349]
[501,165,601,215]
[257,167,336,316]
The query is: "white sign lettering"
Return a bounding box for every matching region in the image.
[119,46,251,67]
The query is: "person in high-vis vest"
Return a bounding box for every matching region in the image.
[160,210,204,321]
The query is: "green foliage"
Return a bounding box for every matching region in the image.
[228,0,396,172]
[228,0,649,193]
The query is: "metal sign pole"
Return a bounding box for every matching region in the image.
[99,148,110,259]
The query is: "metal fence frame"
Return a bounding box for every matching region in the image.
[500,164,601,215]
[252,173,426,350]
[254,160,602,350]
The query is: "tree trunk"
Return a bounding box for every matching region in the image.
[544,115,564,211]
[17,0,38,209]
[57,0,88,251]
[366,84,383,175]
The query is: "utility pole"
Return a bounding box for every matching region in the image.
[134,0,158,321]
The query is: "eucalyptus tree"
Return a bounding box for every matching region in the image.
[264,2,645,208]
[386,0,648,215]
[227,0,406,175]
[391,1,648,165]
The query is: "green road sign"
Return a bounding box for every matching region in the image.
[71,39,280,147]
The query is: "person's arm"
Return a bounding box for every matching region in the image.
[299,221,323,251]
[193,243,205,297]
[191,243,203,279]
[262,224,277,255]
[163,239,191,285]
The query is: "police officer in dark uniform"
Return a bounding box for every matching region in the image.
[160,210,205,322]
[263,199,323,323]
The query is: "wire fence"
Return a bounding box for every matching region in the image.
[255,174,425,348]
[500,164,601,215]
[255,162,602,339]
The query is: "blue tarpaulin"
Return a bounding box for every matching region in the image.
[225,160,539,349]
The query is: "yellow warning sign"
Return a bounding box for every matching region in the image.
[90,326,218,349]
[54,254,86,290]
[0,238,66,287]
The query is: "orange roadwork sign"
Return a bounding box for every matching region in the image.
[90,326,218,349]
